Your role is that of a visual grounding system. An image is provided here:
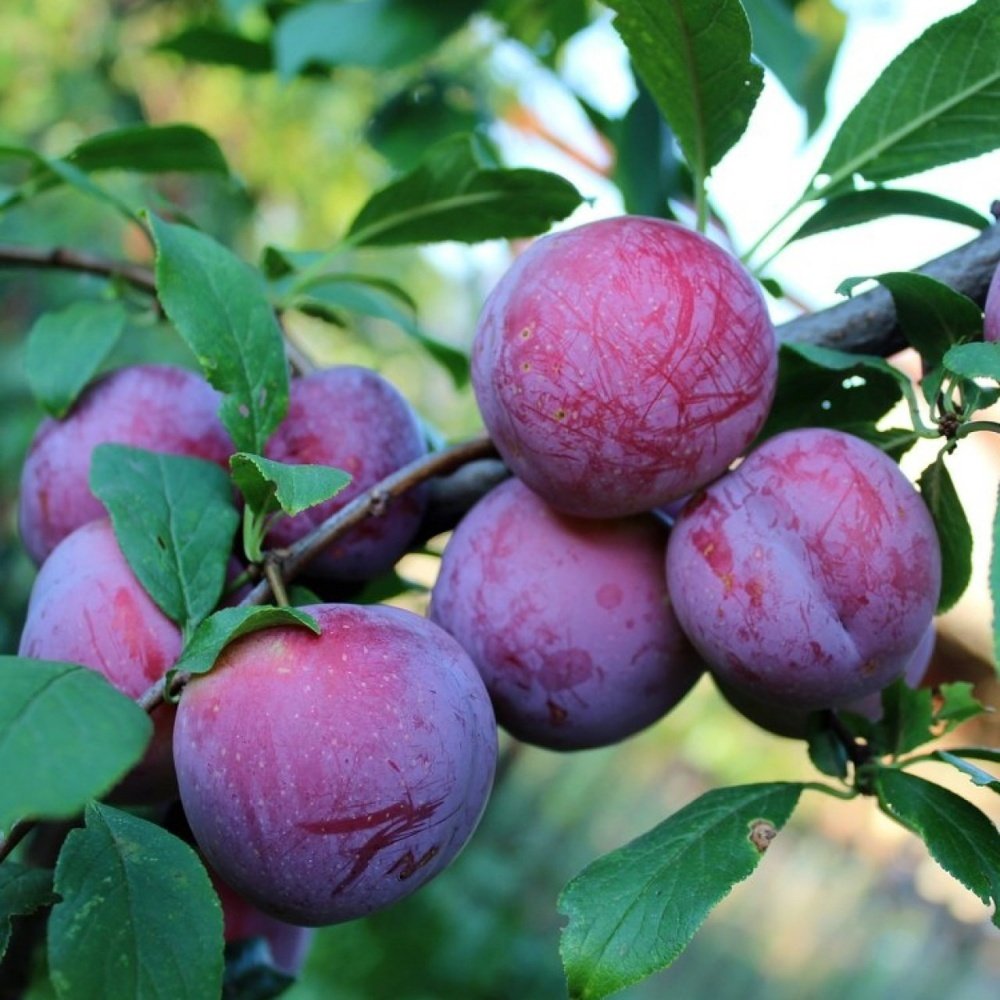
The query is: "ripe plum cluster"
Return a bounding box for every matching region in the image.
[11,214,948,951]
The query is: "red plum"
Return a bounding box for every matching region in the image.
[666,428,941,711]
[19,364,233,564]
[471,216,777,518]
[17,518,181,800]
[264,366,428,582]
[430,477,703,750]
[173,603,497,926]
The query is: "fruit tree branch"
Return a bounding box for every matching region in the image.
[777,212,1000,354]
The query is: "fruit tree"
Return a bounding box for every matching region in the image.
[0,2,999,998]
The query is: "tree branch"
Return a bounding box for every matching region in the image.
[778,216,1000,354]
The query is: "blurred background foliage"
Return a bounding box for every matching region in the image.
[1,1,998,997]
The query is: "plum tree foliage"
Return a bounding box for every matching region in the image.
[0,1,999,998]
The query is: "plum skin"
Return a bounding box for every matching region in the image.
[471,216,778,518]
[429,477,704,750]
[717,624,936,739]
[18,364,233,565]
[173,603,497,927]
[264,365,428,582]
[211,871,314,977]
[17,518,180,800]
[985,260,1000,342]
[665,428,942,711]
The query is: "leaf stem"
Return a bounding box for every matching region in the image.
[801,781,860,801]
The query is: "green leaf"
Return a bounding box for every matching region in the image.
[295,274,470,385]
[231,453,351,518]
[934,752,1000,794]
[150,214,290,453]
[24,302,126,418]
[344,133,583,247]
[90,444,240,635]
[68,124,230,177]
[156,25,273,72]
[934,682,989,730]
[918,456,973,614]
[171,606,320,681]
[758,343,904,441]
[48,804,224,1000]
[875,769,1000,927]
[558,783,803,999]
[814,1,1000,195]
[789,189,989,243]
[0,864,56,961]
[865,272,982,370]
[274,0,478,77]
[603,0,763,190]
[875,678,935,757]
[943,342,1000,382]
[805,716,848,779]
[0,658,152,835]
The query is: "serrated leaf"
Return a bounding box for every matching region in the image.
[90,444,240,635]
[935,682,989,729]
[68,124,230,177]
[48,804,224,1000]
[865,272,982,370]
[918,456,973,614]
[943,342,1000,382]
[814,1,1000,195]
[295,275,469,386]
[789,189,989,244]
[875,679,936,757]
[24,302,126,418]
[758,343,904,442]
[230,453,351,517]
[934,752,1000,794]
[274,0,478,77]
[604,0,763,190]
[171,606,320,681]
[0,864,56,961]
[0,658,152,835]
[875,769,1000,927]
[344,133,583,247]
[156,25,273,72]
[558,782,803,999]
[150,214,290,453]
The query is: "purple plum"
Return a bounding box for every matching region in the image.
[19,364,233,565]
[430,477,703,750]
[173,603,497,926]
[666,428,942,711]
[471,216,777,518]
[263,366,428,582]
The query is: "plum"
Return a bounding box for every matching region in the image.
[717,624,936,739]
[429,477,703,750]
[263,365,428,582]
[471,216,777,518]
[666,428,942,711]
[211,871,314,977]
[173,603,497,926]
[985,260,1000,342]
[19,364,233,565]
[17,518,180,800]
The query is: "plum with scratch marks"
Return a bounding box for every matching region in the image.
[665,428,941,711]
[173,603,497,926]
[471,216,777,518]
[430,477,703,749]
